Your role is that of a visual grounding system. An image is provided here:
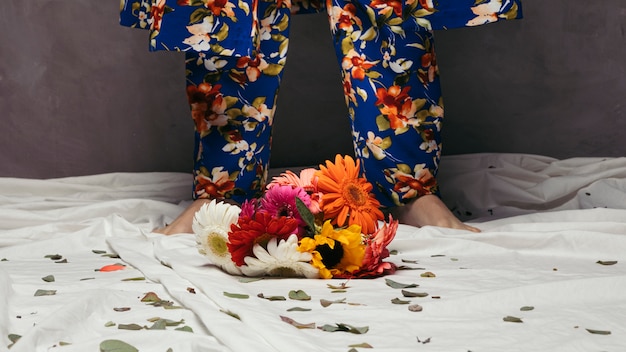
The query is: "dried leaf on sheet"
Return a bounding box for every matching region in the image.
[319,323,369,334]
[327,282,350,290]
[34,289,56,296]
[391,298,410,304]
[44,254,63,260]
[41,275,55,282]
[258,293,286,301]
[147,320,167,330]
[420,271,436,277]
[147,317,185,326]
[175,326,194,332]
[385,278,418,289]
[320,298,346,307]
[121,277,145,281]
[223,291,249,299]
[586,328,611,335]
[349,342,373,348]
[287,307,311,312]
[401,259,418,264]
[104,321,116,327]
[596,260,618,266]
[408,304,423,312]
[503,316,523,323]
[99,339,139,352]
[401,290,428,297]
[220,309,241,320]
[55,259,68,263]
[288,290,311,301]
[520,306,534,311]
[118,323,143,330]
[113,307,131,312]
[239,277,263,283]
[187,287,196,294]
[280,315,316,329]
[92,250,107,254]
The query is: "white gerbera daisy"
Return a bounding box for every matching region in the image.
[193,200,242,275]
[240,234,319,278]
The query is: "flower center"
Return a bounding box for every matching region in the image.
[208,233,229,257]
[268,266,298,277]
[342,181,367,207]
[317,241,344,268]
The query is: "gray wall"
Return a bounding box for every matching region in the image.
[1,1,625,179]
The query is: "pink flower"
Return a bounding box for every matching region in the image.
[355,214,398,278]
[268,168,322,214]
[261,185,311,236]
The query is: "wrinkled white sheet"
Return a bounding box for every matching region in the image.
[1,154,625,351]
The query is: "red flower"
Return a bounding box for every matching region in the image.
[357,214,398,277]
[228,212,299,266]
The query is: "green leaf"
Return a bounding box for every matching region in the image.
[420,271,436,278]
[118,324,143,331]
[286,307,311,312]
[223,291,249,299]
[520,306,534,311]
[104,321,116,327]
[319,323,369,334]
[296,197,316,233]
[147,320,167,330]
[385,278,418,289]
[258,293,286,301]
[34,289,56,296]
[140,292,161,303]
[99,339,139,352]
[288,290,311,301]
[238,277,263,283]
[349,342,373,348]
[220,309,241,320]
[586,328,611,335]
[41,275,55,282]
[175,326,194,333]
[401,290,428,298]
[327,282,350,290]
[92,250,107,254]
[596,260,618,265]
[8,334,21,343]
[121,277,145,281]
[391,297,410,304]
[45,254,63,260]
[503,316,523,323]
[320,298,346,307]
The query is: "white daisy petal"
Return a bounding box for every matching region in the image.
[240,235,319,278]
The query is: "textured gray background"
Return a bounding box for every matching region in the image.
[1,1,625,179]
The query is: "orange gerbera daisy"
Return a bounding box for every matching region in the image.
[315,155,383,234]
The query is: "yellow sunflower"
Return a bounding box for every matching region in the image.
[298,221,365,279]
[316,155,384,234]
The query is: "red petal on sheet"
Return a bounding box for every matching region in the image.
[98,264,126,272]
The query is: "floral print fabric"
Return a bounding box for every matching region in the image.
[120,0,522,207]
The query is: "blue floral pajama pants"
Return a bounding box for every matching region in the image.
[120,0,522,207]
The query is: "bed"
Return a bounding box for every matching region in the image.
[1,153,625,351]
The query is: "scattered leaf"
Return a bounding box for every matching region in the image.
[280,315,316,329]
[104,321,116,327]
[121,277,145,281]
[431,254,445,257]
[319,323,369,334]
[44,254,63,260]
[55,259,68,263]
[34,289,56,297]
[175,326,194,333]
[391,297,410,305]
[503,316,523,323]
[327,282,350,290]
[98,264,126,272]
[396,265,424,270]
[220,309,241,320]
[385,278,418,289]
[41,275,55,282]
[408,304,423,312]
[330,289,347,293]
[451,258,459,261]
[113,307,131,312]
[8,334,21,343]
[160,261,172,269]
[596,260,618,266]
[348,342,373,348]
[141,292,161,303]
[431,296,441,299]
[586,328,611,335]
[320,298,346,307]
[520,306,534,311]
[58,341,71,346]
[80,277,95,281]
[238,277,263,283]
[92,250,107,254]
[401,290,428,298]
[187,287,196,294]
[286,307,311,312]
[401,259,418,264]
[101,253,121,259]
[288,290,311,301]
[258,293,286,301]
[420,271,436,278]
[223,291,249,299]
[99,339,139,352]
[389,249,398,255]
[147,320,167,330]
[118,323,143,330]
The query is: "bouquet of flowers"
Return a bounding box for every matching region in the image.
[192,155,398,279]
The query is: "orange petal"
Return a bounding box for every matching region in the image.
[99,264,126,272]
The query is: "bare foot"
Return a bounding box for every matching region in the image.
[392,195,480,232]
[154,199,212,235]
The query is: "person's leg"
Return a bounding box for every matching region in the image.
[156,1,293,234]
[325,0,478,231]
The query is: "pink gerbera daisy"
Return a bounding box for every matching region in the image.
[269,168,322,214]
[261,185,312,236]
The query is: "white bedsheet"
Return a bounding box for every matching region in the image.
[1,153,625,351]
